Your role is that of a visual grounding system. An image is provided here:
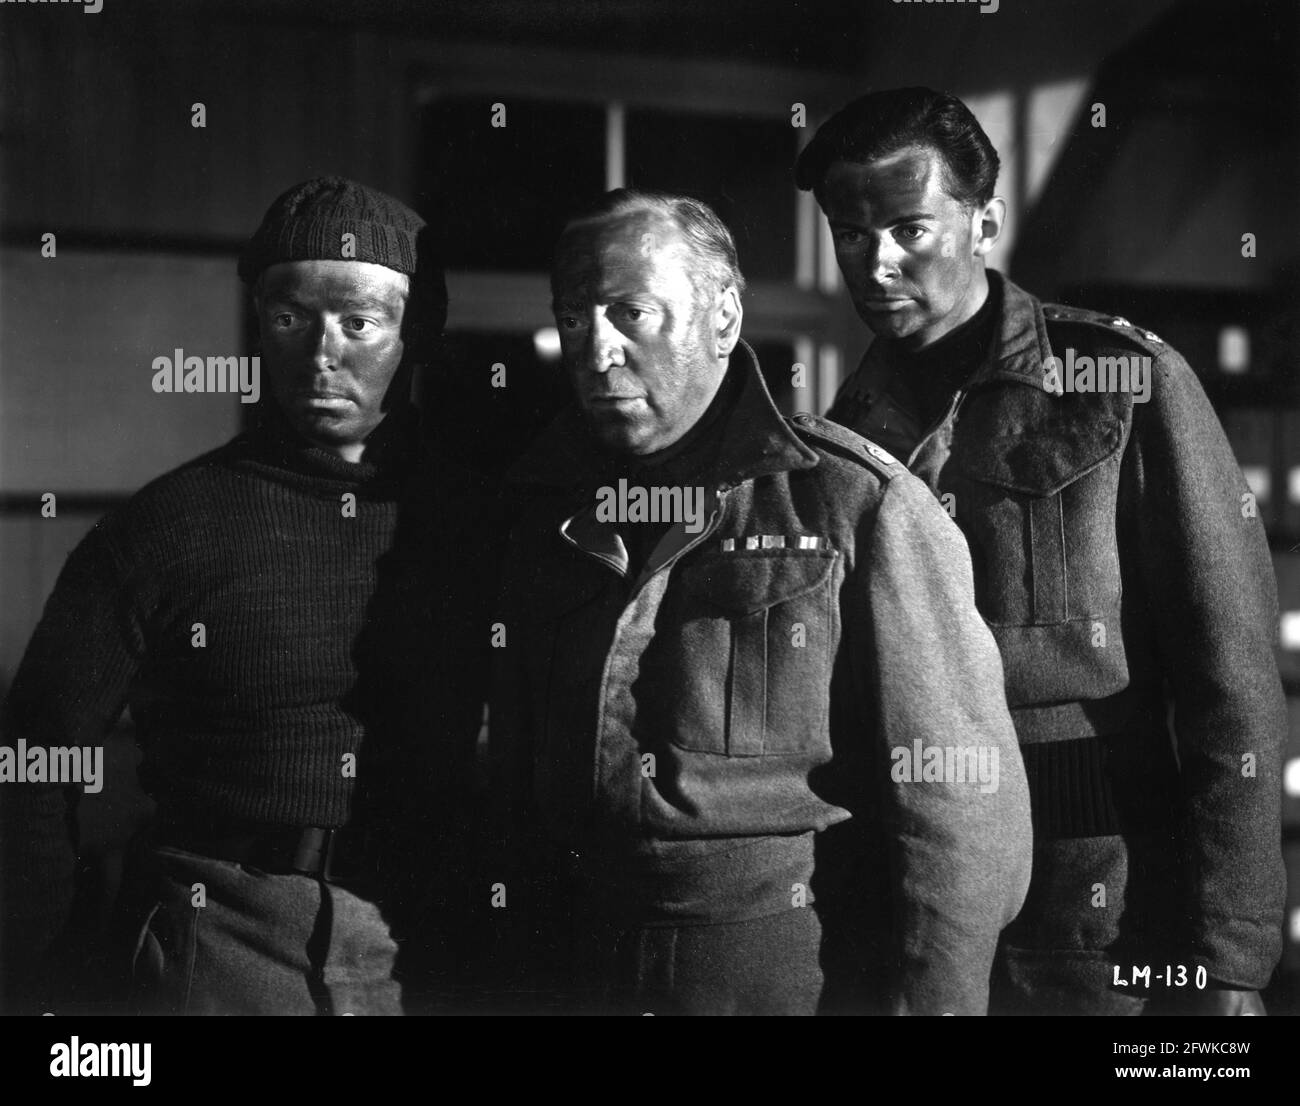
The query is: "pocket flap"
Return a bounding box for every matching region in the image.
[954,387,1125,496]
[680,550,836,616]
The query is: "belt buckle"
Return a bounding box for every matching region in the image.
[292,827,337,879]
[321,828,342,883]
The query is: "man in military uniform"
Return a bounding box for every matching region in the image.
[490,188,1032,1015]
[797,87,1287,1014]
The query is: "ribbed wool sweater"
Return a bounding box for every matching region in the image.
[0,405,493,1000]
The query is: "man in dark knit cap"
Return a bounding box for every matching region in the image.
[0,178,491,1015]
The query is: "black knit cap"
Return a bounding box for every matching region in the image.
[239,177,447,345]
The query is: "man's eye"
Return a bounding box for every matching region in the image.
[344,318,373,333]
[897,226,926,242]
[272,313,298,328]
[622,307,645,322]
[557,315,584,330]
[833,228,864,246]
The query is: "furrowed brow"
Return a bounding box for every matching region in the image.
[337,296,402,317]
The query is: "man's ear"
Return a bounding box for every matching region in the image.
[973,196,1006,258]
[716,286,743,358]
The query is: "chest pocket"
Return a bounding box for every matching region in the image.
[949,391,1127,627]
[660,548,839,757]
[945,390,1131,705]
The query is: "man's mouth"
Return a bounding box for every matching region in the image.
[294,386,352,400]
[294,391,353,410]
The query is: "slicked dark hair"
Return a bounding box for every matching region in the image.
[794,87,1000,210]
[554,188,747,301]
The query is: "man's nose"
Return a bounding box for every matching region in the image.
[310,319,343,371]
[866,234,902,283]
[584,311,625,374]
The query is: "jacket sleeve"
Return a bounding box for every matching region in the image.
[860,473,1033,1015]
[0,524,143,1011]
[1124,349,1286,989]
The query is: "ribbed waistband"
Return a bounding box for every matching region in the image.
[1011,688,1180,839]
[556,832,816,926]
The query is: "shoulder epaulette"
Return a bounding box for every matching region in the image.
[789,413,903,480]
[1042,302,1168,352]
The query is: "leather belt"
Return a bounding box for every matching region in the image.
[154,821,369,884]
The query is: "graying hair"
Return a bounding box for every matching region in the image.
[558,188,747,301]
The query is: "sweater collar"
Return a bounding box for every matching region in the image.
[855,269,1054,402]
[241,401,422,488]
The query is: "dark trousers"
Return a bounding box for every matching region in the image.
[124,844,402,1016]
[563,907,825,1016]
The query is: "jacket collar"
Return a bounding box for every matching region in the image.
[506,339,819,494]
[975,270,1057,389]
[852,270,1126,496]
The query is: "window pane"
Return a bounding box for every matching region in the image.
[415,97,606,271]
[625,110,797,283]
